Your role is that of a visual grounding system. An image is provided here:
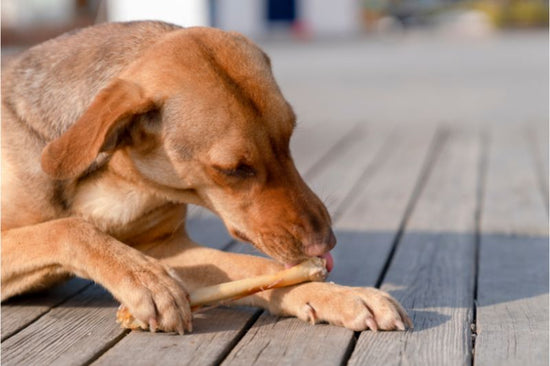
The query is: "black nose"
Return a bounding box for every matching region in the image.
[326,228,336,249]
[303,228,337,257]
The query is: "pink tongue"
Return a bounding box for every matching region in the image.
[319,252,334,272]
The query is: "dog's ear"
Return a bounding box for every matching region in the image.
[41,78,157,180]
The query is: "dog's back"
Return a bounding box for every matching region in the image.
[3,21,180,141]
[1,21,180,230]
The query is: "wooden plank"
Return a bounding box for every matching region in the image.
[1,277,91,341]
[302,123,395,215]
[349,129,480,366]
[481,127,547,237]
[1,284,124,366]
[475,235,548,366]
[290,120,357,175]
[330,125,439,286]
[93,307,258,366]
[222,314,351,366]
[526,124,549,211]
[475,127,549,366]
[222,126,439,365]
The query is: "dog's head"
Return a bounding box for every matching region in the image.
[41,27,335,268]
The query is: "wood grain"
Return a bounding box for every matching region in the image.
[1,285,124,366]
[475,127,549,366]
[291,121,358,175]
[481,127,548,237]
[93,307,259,366]
[526,124,549,211]
[348,129,480,366]
[1,277,90,341]
[222,313,351,366]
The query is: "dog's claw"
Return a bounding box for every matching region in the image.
[405,316,414,330]
[176,323,185,335]
[395,319,405,331]
[149,317,158,333]
[303,303,318,325]
[366,317,378,332]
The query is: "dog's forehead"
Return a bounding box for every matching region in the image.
[162,28,295,143]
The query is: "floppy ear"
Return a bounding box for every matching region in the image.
[41,78,157,180]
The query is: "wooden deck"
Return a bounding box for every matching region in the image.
[1,121,547,366]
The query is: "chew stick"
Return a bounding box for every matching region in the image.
[116,257,327,330]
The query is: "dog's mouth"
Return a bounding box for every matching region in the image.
[284,252,334,272]
[230,228,334,272]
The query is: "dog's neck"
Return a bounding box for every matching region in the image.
[69,150,201,245]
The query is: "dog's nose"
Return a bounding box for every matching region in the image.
[303,228,336,257]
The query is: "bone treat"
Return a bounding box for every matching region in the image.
[117,257,327,330]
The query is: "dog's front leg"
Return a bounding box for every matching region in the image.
[147,237,412,331]
[1,217,192,333]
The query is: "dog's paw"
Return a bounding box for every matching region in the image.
[270,283,412,331]
[110,254,192,334]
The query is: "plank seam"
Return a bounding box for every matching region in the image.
[213,309,263,365]
[471,128,489,364]
[1,281,93,343]
[331,127,396,221]
[339,332,358,366]
[374,126,448,289]
[83,329,131,366]
[342,126,448,365]
[303,122,365,182]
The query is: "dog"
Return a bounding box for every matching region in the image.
[1,21,411,333]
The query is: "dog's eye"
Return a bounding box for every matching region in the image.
[215,164,255,178]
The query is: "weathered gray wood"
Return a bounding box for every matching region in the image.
[526,124,549,211]
[475,127,549,366]
[222,313,352,366]
[93,307,258,366]
[481,127,548,236]
[302,123,394,216]
[222,126,438,365]
[331,126,440,286]
[1,285,124,366]
[1,277,91,341]
[476,235,548,366]
[348,129,480,366]
[290,120,357,175]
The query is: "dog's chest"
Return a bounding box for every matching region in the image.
[71,174,165,234]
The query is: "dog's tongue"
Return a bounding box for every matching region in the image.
[319,252,334,272]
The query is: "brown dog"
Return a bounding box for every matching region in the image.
[1,21,411,333]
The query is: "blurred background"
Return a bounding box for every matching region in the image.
[1,0,548,128]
